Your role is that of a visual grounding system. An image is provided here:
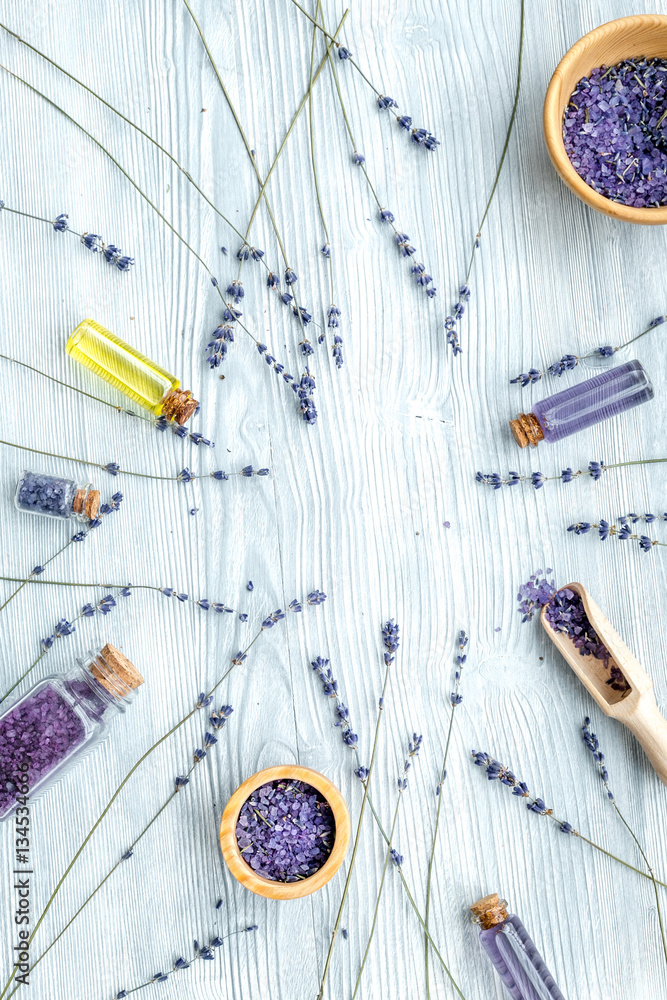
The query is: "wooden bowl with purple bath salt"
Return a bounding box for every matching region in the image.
[219,765,351,899]
[544,14,667,224]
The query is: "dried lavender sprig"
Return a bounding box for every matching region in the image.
[0,576,247,620]
[0,352,214,448]
[445,0,525,355]
[309,657,463,992]
[582,718,667,966]
[0,203,133,269]
[0,22,257,254]
[351,734,423,1000]
[568,515,667,552]
[112,925,258,998]
[425,630,468,1000]
[0,438,268,483]
[0,593,324,1000]
[325,44,437,301]
[181,0,339,352]
[7,710,236,999]
[510,316,666,386]
[0,490,123,617]
[0,591,125,705]
[470,750,667,888]
[289,0,439,152]
[476,457,667,490]
[0,65,298,420]
[316,620,400,1000]
[308,3,343,368]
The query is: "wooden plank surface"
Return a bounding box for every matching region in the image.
[0,0,666,997]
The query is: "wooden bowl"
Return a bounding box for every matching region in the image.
[219,765,351,899]
[543,15,667,224]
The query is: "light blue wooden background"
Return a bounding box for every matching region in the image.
[0,1,666,997]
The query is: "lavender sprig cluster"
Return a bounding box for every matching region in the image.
[397,732,423,791]
[256,343,318,425]
[80,231,134,270]
[510,316,666,386]
[450,630,468,709]
[41,593,121,651]
[374,207,436,299]
[444,281,471,355]
[382,619,400,664]
[582,718,614,801]
[471,751,576,834]
[568,513,666,553]
[0,202,134,271]
[477,460,607,490]
[376,94,439,152]
[97,460,268,483]
[158,587,247,621]
[113,929,259,999]
[311,657,358,748]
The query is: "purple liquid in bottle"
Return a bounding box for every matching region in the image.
[532,360,653,443]
[479,915,566,1000]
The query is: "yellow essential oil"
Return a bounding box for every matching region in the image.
[66,319,199,424]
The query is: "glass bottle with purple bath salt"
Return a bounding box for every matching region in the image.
[0,644,143,821]
[15,470,101,521]
[510,360,653,447]
[471,893,565,1000]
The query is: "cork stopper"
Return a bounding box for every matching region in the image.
[84,490,100,520]
[470,893,509,929]
[162,388,199,425]
[91,643,144,698]
[72,488,100,520]
[510,411,545,448]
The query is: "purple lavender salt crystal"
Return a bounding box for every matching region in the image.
[0,645,142,820]
[0,684,86,817]
[563,57,667,208]
[544,588,630,694]
[235,779,335,882]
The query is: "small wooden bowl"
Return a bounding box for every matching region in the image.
[543,15,667,224]
[219,765,351,899]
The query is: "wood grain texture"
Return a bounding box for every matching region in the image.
[0,0,666,998]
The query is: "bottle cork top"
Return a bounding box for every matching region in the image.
[162,388,199,425]
[509,412,545,448]
[72,488,101,520]
[470,893,509,929]
[91,643,144,698]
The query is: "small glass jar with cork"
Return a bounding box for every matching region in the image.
[15,470,101,522]
[0,644,143,821]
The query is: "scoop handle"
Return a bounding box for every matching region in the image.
[624,695,667,787]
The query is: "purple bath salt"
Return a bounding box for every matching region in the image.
[15,471,78,518]
[0,684,86,816]
[545,588,630,695]
[235,779,335,882]
[563,57,667,207]
[0,645,143,820]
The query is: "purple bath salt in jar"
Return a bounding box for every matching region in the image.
[510,360,653,448]
[0,644,143,820]
[15,470,101,521]
[470,893,565,1000]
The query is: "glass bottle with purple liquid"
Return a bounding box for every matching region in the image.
[510,360,653,448]
[470,893,566,1000]
[0,643,143,821]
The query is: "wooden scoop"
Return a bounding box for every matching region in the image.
[540,582,667,786]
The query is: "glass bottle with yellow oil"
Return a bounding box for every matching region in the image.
[66,319,199,425]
